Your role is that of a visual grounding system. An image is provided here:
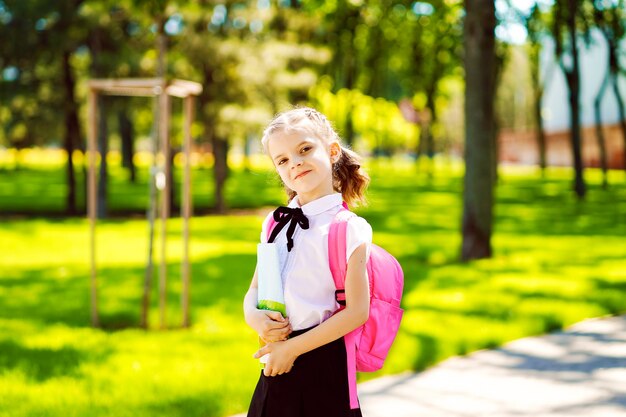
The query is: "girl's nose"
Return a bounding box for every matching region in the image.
[291,156,303,167]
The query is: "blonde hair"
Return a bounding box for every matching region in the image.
[261,107,369,207]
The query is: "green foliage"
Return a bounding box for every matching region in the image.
[0,0,466,154]
[551,0,592,60]
[309,79,418,153]
[0,160,625,416]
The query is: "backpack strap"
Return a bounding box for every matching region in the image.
[266,216,278,242]
[328,202,360,410]
[328,203,354,307]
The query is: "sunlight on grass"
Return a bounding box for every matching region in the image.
[0,159,625,416]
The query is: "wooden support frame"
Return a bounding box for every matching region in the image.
[86,78,202,329]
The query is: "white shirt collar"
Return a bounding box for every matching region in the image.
[288,193,343,216]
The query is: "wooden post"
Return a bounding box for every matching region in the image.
[142,89,161,329]
[85,78,201,331]
[181,95,194,328]
[159,84,171,329]
[87,88,99,328]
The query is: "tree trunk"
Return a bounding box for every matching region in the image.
[416,122,429,159]
[212,136,228,214]
[611,74,626,170]
[533,88,547,173]
[593,71,610,188]
[424,30,445,164]
[168,146,176,214]
[461,0,497,261]
[62,50,79,215]
[118,108,136,183]
[97,95,108,219]
[425,93,438,179]
[598,12,626,171]
[198,64,228,213]
[414,121,425,169]
[564,0,586,198]
[244,134,252,172]
[565,69,586,198]
[492,114,500,185]
[425,91,437,160]
[492,47,509,186]
[365,22,384,98]
[343,6,357,146]
[529,46,547,174]
[344,111,355,147]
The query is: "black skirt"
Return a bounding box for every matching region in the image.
[247,328,363,417]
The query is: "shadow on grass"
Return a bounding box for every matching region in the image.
[142,395,224,417]
[0,165,285,217]
[0,273,91,326]
[0,339,110,381]
[0,253,257,330]
[404,330,439,372]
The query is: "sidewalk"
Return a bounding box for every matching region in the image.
[233,314,626,417]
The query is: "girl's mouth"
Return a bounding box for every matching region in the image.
[295,170,311,180]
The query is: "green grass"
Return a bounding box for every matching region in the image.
[0,149,284,214]
[1,152,626,416]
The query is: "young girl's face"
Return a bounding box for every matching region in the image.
[267,129,340,205]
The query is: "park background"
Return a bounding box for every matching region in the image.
[1,0,625,416]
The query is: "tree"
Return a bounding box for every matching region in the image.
[552,0,587,198]
[461,0,497,260]
[177,0,250,214]
[404,0,463,168]
[316,0,361,146]
[53,0,90,216]
[592,0,626,172]
[0,0,81,214]
[177,0,328,211]
[524,4,554,176]
[592,50,611,187]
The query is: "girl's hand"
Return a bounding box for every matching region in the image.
[253,340,298,377]
[249,310,292,343]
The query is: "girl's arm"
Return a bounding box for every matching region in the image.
[243,267,292,343]
[254,242,369,377]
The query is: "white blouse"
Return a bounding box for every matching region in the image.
[259,193,372,331]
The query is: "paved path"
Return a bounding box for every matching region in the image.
[232,315,626,417]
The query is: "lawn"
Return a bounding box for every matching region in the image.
[1,152,625,416]
[0,149,285,215]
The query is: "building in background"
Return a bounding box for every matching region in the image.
[499,31,626,169]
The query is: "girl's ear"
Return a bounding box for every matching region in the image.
[329,142,341,164]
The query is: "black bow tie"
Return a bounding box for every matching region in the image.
[268,206,310,252]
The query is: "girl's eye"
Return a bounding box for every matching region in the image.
[278,158,288,166]
[300,146,312,153]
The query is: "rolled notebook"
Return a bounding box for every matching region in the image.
[256,242,286,365]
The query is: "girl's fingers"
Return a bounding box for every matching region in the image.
[253,345,270,359]
[263,360,294,377]
[263,324,291,340]
[265,311,284,321]
[263,321,287,335]
[277,364,294,376]
[267,319,290,329]
[262,358,291,377]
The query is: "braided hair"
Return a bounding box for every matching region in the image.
[261,107,369,207]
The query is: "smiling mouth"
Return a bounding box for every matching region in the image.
[294,170,311,180]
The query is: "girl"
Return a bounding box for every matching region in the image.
[243,107,372,417]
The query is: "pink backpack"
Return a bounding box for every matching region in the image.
[329,205,404,368]
[267,203,404,410]
[329,205,403,409]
